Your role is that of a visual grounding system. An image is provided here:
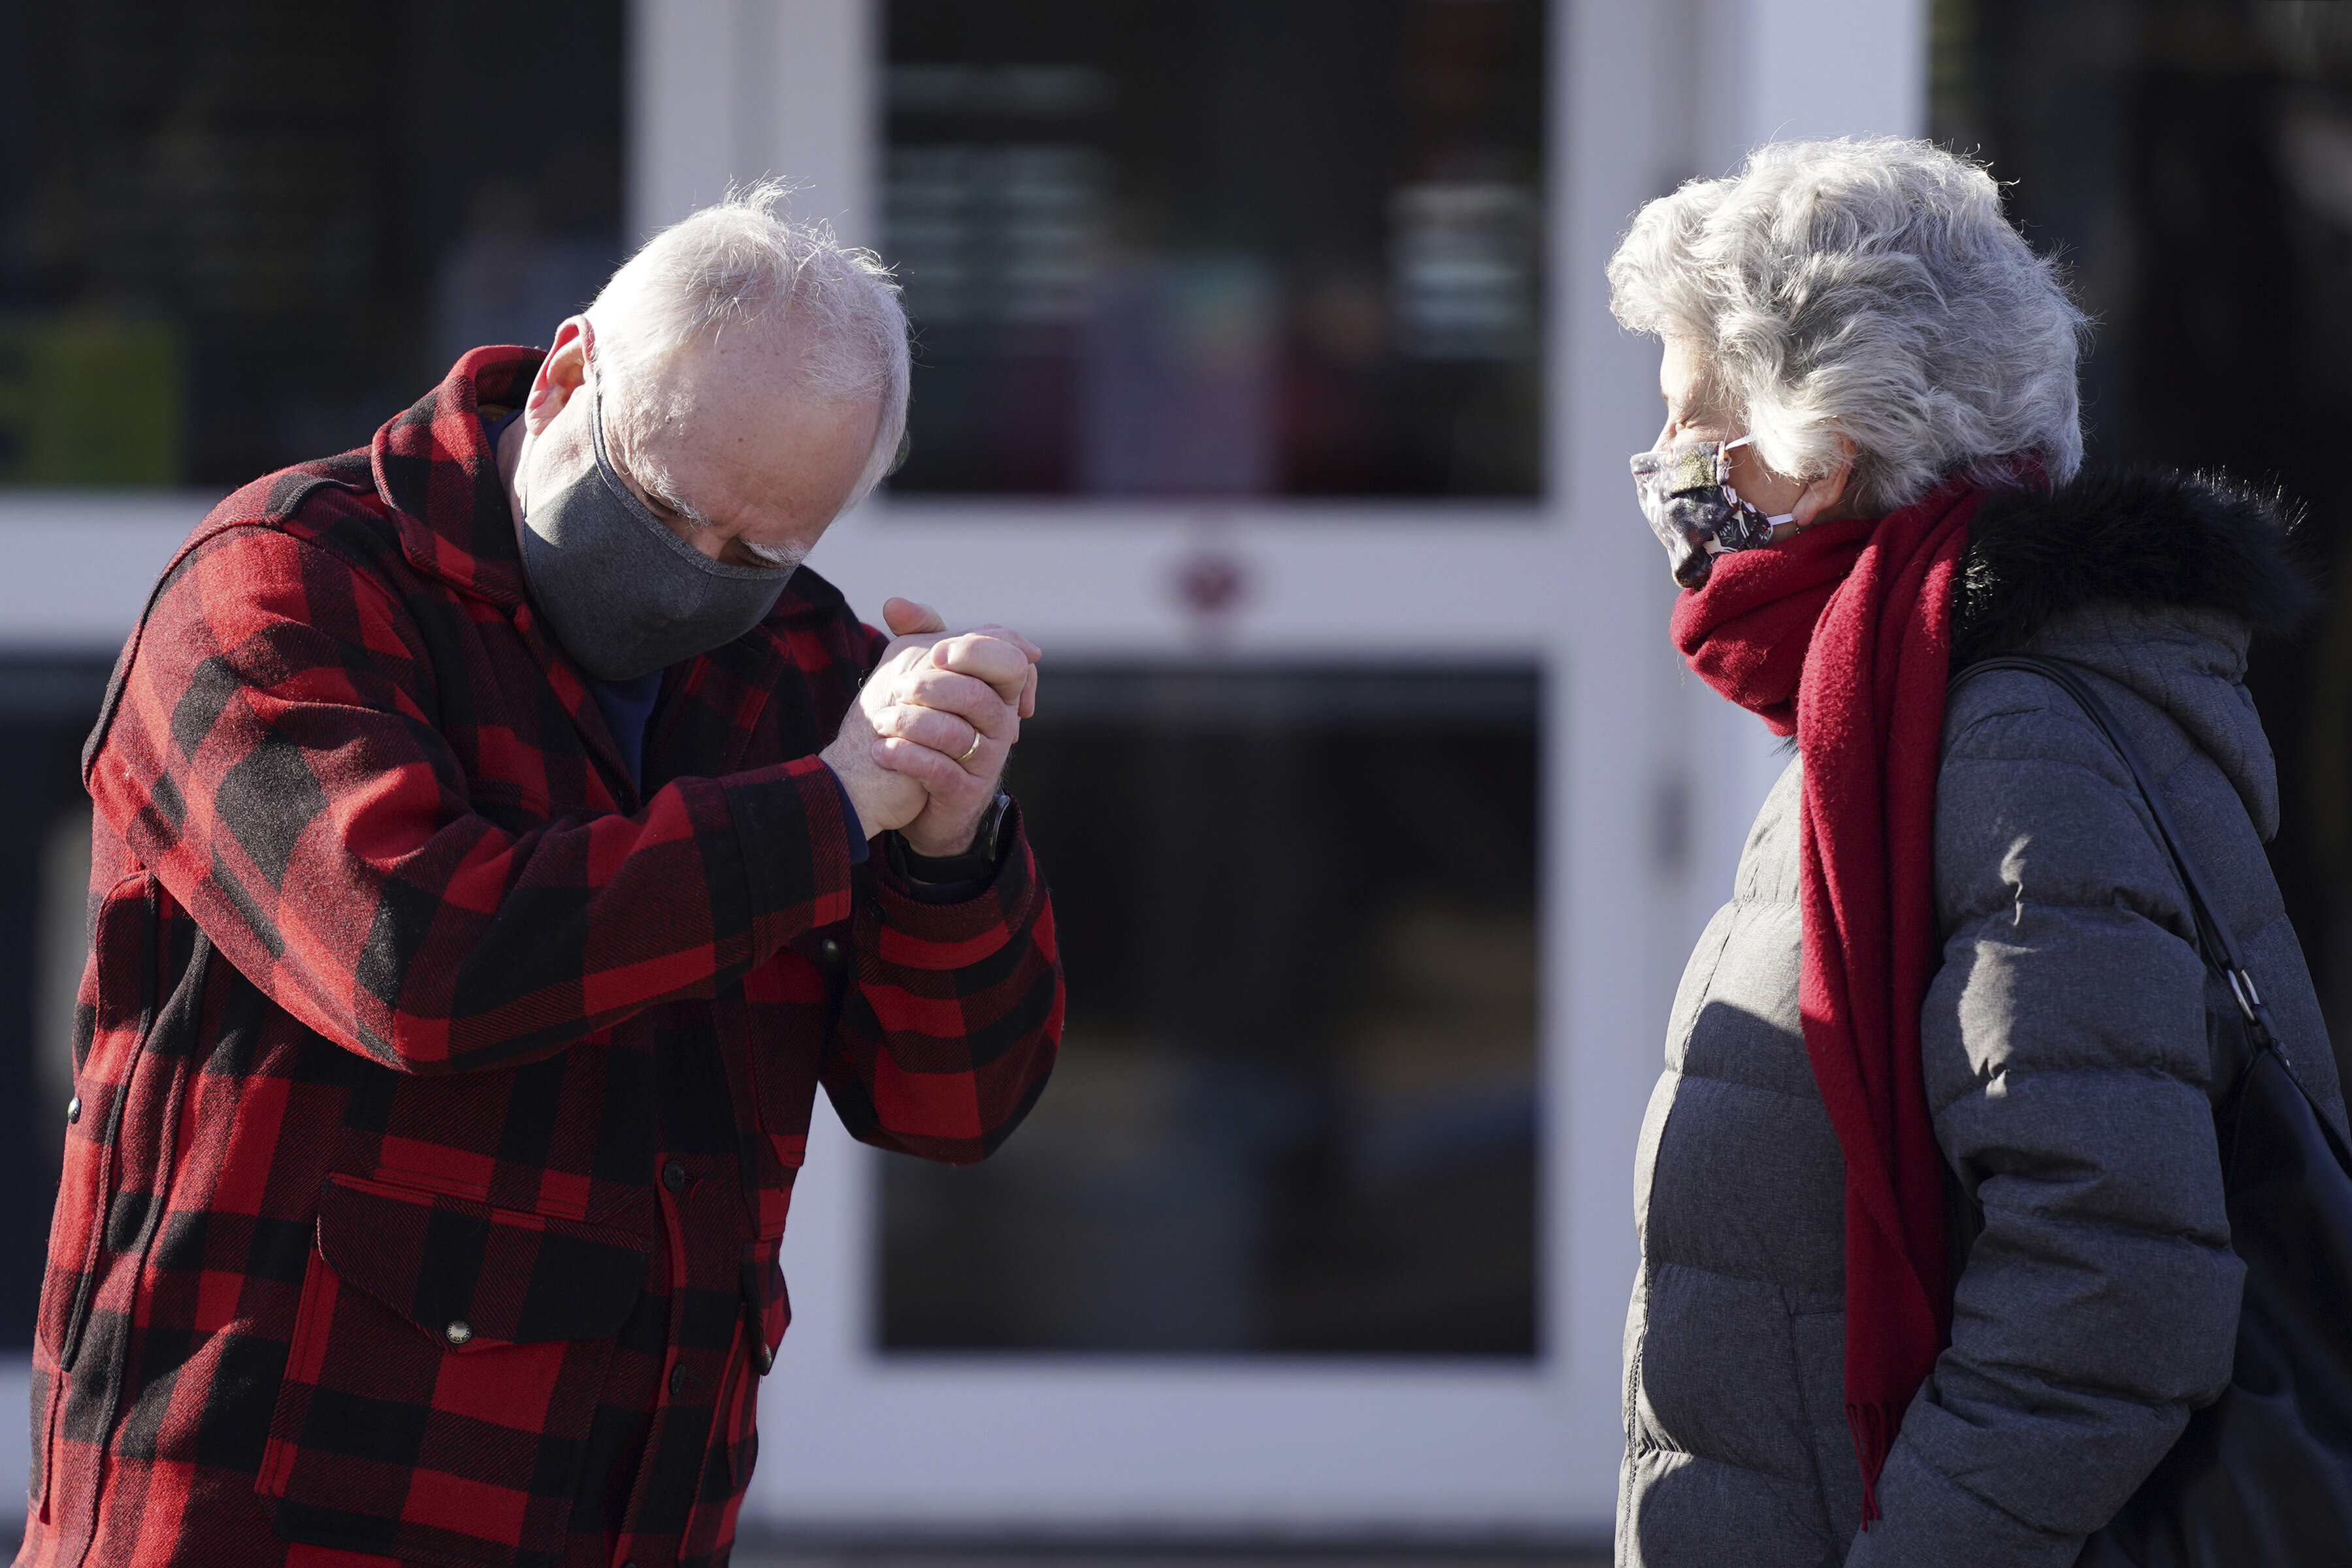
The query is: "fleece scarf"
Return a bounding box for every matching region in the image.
[1669,477,1983,1522]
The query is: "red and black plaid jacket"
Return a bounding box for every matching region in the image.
[19,348,1062,1568]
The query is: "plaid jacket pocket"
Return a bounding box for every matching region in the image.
[256,1175,649,1568]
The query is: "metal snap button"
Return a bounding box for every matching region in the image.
[445,1320,472,1346]
[66,1096,80,1124]
[817,936,846,969]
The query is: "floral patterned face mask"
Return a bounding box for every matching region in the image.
[1629,435,1795,589]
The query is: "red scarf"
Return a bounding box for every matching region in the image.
[1669,478,1982,1522]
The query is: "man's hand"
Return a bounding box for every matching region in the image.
[819,598,1041,856]
[819,629,932,841]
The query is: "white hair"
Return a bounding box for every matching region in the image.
[1608,137,2090,512]
[586,180,911,517]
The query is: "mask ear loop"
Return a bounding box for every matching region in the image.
[1716,434,1799,531]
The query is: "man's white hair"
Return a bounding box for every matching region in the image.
[586,180,910,514]
[1608,137,2090,513]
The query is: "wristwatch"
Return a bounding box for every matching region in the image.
[885,791,1012,884]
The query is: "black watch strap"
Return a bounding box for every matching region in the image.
[886,792,1011,884]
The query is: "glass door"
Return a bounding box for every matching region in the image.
[871,0,1546,1368]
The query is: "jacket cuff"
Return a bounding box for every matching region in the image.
[817,761,871,867]
[721,758,860,957]
[1844,1439,2085,1568]
[869,800,1035,968]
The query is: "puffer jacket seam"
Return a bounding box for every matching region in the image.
[1944,694,2109,742]
[1944,698,2200,795]
[1940,732,2145,795]
[1686,913,1739,1003]
[1886,1435,2085,1546]
[1662,1075,1835,1106]
[1775,1284,1848,1560]
[1925,891,2280,935]
[1931,905,2202,981]
[1929,1066,2210,1122]
[1939,1356,2212,1413]
[1646,1255,1846,1298]
[1956,1230,2234,1294]
[1778,1284,1832,1470]
[1937,728,2210,868]
[1660,916,1740,1076]
[1939,702,2257,981]
[1949,676,2227,805]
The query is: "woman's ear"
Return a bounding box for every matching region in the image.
[1790,434,1859,527]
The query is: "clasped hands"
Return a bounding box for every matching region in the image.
[820,596,1041,860]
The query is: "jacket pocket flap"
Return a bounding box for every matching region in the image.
[317,1175,647,1347]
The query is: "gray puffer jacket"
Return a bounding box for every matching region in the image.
[1617,471,2350,1567]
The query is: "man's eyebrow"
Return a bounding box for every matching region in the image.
[639,474,715,529]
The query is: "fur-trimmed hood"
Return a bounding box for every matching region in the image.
[1948,465,2315,840]
[1952,466,2319,666]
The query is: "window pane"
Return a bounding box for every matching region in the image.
[881,666,1541,1357]
[0,0,623,488]
[882,0,1546,498]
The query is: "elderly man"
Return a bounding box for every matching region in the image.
[22,190,1062,1568]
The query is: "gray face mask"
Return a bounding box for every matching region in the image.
[1629,435,1795,590]
[518,370,798,682]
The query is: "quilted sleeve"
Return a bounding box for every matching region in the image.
[88,524,858,1075]
[819,800,1063,1164]
[1845,679,2242,1566]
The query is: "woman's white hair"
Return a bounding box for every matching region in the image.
[586,180,910,512]
[1608,137,2089,512]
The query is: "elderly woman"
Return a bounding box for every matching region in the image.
[1607,139,2348,1565]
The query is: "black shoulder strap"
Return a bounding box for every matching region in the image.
[1948,655,2282,1051]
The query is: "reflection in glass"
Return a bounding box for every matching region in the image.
[881,667,1541,1357]
[0,1,623,487]
[883,1,1546,498]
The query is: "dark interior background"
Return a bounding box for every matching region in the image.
[1934,0,2352,1091]
[0,0,625,487]
[881,666,1541,1357]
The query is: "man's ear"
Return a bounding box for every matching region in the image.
[523,317,591,436]
[1790,433,1859,527]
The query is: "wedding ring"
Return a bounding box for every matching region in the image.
[958,732,984,764]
